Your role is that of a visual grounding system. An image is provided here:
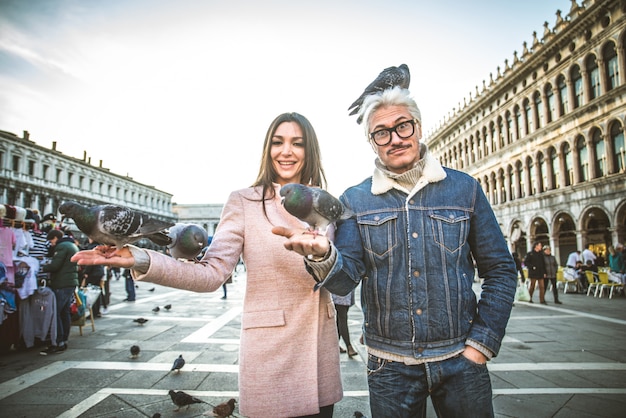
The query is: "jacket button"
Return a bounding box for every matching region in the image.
[413,271,420,277]
[416,309,422,315]
[417,347,424,353]
[412,232,418,239]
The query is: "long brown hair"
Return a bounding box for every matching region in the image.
[252,112,327,216]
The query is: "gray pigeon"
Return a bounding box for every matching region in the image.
[280,183,354,236]
[168,389,206,411]
[348,64,411,124]
[167,223,209,260]
[59,201,174,249]
[171,354,185,372]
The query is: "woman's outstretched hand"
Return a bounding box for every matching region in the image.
[71,245,135,268]
[271,226,330,259]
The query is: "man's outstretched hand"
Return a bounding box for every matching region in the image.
[271,226,330,259]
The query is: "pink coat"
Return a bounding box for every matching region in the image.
[134,185,343,417]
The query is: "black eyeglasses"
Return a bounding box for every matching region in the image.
[369,119,418,146]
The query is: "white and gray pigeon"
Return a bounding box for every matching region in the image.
[59,201,174,249]
[167,223,209,260]
[348,63,411,124]
[280,183,354,236]
[170,354,185,372]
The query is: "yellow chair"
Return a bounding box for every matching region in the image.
[597,271,624,299]
[585,270,601,297]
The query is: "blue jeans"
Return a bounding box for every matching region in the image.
[125,276,136,301]
[53,287,75,346]
[367,353,494,418]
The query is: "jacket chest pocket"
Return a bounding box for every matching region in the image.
[429,210,470,253]
[358,213,398,258]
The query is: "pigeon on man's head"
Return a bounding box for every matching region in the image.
[133,317,148,325]
[168,389,206,411]
[348,64,411,124]
[280,184,354,236]
[171,354,185,372]
[211,398,237,417]
[167,223,208,260]
[58,201,174,251]
[130,345,140,358]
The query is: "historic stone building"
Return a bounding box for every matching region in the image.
[0,129,178,246]
[172,204,223,238]
[426,0,626,265]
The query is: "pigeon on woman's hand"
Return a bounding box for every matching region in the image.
[59,201,174,252]
[167,223,208,260]
[280,183,353,236]
[168,389,206,411]
[348,64,411,124]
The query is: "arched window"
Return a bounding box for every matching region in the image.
[478,129,484,159]
[563,142,573,186]
[545,84,555,123]
[514,105,523,140]
[527,156,536,196]
[576,135,589,182]
[489,122,496,155]
[586,55,601,100]
[549,146,560,189]
[610,122,625,173]
[603,41,619,90]
[516,160,525,198]
[572,65,583,108]
[497,117,505,148]
[538,152,548,192]
[470,135,476,163]
[505,112,513,144]
[592,129,605,178]
[498,168,506,203]
[533,91,543,129]
[524,98,532,134]
[557,74,568,115]
[490,172,498,204]
[507,164,515,200]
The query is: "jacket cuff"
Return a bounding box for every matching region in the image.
[126,245,150,275]
[465,339,494,360]
[304,245,336,282]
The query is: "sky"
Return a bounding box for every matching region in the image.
[0,0,574,204]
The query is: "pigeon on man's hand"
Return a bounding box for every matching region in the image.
[133,317,149,325]
[280,183,353,236]
[58,201,174,253]
[210,398,237,417]
[168,389,207,411]
[167,223,209,260]
[130,345,140,358]
[348,64,411,124]
[171,354,185,372]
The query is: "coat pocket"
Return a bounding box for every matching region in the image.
[242,309,286,330]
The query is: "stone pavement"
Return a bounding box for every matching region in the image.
[1,273,625,418]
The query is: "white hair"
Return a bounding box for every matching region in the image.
[358,86,422,139]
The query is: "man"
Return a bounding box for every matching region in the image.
[274,86,516,417]
[582,243,597,266]
[524,241,547,304]
[566,250,581,268]
[40,229,79,354]
[543,245,561,304]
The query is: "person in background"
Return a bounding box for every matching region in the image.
[582,243,597,267]
[274,87,516,417]
[123,268,136,302]
[72,112,343,417]
[608,244,625,286]
[332,290,357,357]
[524,241,547,304]
[543,246,561,304]
[40,229,79,354]
[512,252,525,281]
[80,238,106,317]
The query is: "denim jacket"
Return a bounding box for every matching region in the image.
[319,152,516,360]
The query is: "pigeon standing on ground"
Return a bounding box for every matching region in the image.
[133,317,149,325]
[130,345,140,359]
[280,183,354,236]
[171,354,185,372]
[211,398,237,418]
[167,223,209,260]
[164,304,172,311]
[152,306,160,313]
[354,411,366,418]
[58,201,174,251]
[348,64,411,124]
[168,389,207,411]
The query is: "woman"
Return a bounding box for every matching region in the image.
[72,113,343,417]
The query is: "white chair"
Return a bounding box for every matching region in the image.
[562,267,579,294]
